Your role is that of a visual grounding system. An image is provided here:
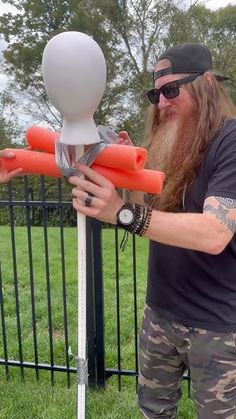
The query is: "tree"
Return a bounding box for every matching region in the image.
[92,0,184,141]
[0,0,191,143]
[0,109,20,148]
[0,0,125,131]
[1,0,235,146]
[209,5,236,102]
[165,4,236,102]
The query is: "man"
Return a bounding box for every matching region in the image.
[0,150,23,183]
[69,43,236,418]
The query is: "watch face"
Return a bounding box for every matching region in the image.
[118,208,134,225]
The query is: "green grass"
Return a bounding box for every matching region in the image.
[0,226,196,418]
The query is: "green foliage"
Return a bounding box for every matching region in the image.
[209,6,236,102]
[0,112,21,148]
[0,1,236,145]
[166,4,214,46]
[164,4,236,104]
[0,175,76,226]
[0,0,125,131]
[94,0,181,142]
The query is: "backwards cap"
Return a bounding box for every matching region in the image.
[154,43,229,82]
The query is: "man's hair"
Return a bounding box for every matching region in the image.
[144,72,236,211]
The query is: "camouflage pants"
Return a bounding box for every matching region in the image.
[138,305,236,419]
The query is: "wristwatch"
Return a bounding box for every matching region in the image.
[116,203,135,226]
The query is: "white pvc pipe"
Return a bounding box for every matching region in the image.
[77,214,87,417]
[42,32,107,419]
[76,145,87,419]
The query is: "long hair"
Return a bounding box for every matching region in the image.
[144,72,236,211]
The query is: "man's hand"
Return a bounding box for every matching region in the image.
[0,150,23,183]
[115,131,134,146]
[69,164,124,224]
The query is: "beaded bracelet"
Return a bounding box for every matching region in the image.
[138,206,153,236]
[118,203,153,250]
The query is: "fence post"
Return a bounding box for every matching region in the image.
[91,219,105,388]
[86,217,97,388]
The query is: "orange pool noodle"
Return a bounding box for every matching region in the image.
[26,126,59,154]
[26,126,147,171]
[92,144,146,171]
[1,149,63,178]
[93,164,164,195]
[1,148,165,194]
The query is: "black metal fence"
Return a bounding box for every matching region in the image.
[0,176,190,392]
[0,176,144,390]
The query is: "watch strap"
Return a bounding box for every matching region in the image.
[116,202,152,236]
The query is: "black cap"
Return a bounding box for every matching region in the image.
[153,43,229,81]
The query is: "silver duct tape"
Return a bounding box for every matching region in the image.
[75,357,88,385]
[55,142,79,177]
[55,126,118,178]
[97,125,118,143]
[78,141,107,166]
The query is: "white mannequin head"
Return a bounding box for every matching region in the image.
[42,31,106,145]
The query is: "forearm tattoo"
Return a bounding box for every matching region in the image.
[204,197,236,234]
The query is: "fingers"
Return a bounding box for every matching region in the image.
[8,168,24,178]
[69,164,124,224]
[116,131,134,146]
[72,197,104,220]
[0,150,23,183]
[72,197,99,218]
[69,164,113,189]
[0,168,23,183]
[70,171,116,208]
[71,191,122,225]
[0,150,16,159]
[69,165,114,208]
[70,176,99,197]
[72,187,97,205]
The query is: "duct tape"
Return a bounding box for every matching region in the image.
[55,126,118,178]
[75,356,88,385]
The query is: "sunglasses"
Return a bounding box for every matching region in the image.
[146,73,201,105]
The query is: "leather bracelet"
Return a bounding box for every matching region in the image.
[138,206,152,236]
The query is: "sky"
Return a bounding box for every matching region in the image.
[204,0,236,8]
[0,0,236,14]
[0,1,16,15]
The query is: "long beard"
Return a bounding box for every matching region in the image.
[147,108,197,172]
[147,118,179,172]
[146,109,198,209]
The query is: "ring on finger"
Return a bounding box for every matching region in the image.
[84,192,94,207]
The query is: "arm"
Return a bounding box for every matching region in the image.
[69,165,236,255]
[145,196,236,254]
[0,150,23,183]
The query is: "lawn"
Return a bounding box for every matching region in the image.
[0,226,196,418]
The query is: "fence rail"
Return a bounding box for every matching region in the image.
[0,176,140,390]
[0,176,190,393]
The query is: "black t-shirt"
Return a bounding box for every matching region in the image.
[146,118,236,332]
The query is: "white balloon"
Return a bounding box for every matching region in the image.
[42,31,106,145]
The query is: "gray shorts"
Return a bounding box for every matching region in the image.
[138,305,236,419]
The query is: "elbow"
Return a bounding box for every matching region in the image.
[207,245,225,255]
[204,235,230,255]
